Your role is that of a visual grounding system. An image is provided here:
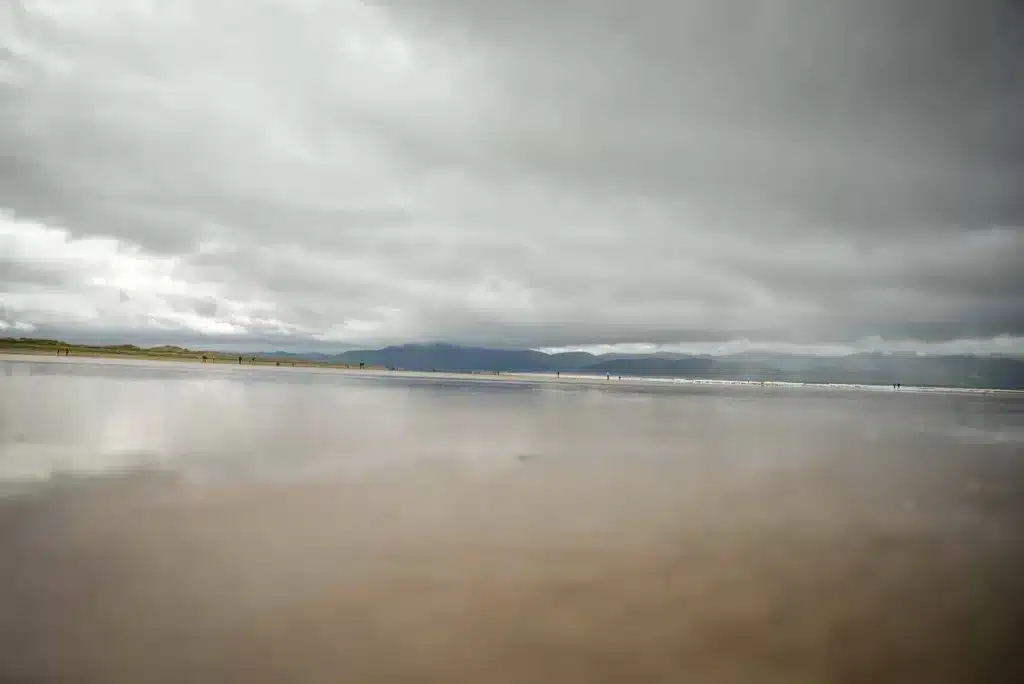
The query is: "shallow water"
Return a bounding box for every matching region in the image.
[1,356,1022,683]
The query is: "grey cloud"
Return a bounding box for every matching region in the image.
[161,294,219,319]
[2,0,1023,352]
[381,0,1024,229]
[0,258,71,289]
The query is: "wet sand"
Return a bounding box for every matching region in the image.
[1,356,1022,683]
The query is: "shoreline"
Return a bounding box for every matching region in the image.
[0,345,350,368]
[3,351,1021,396]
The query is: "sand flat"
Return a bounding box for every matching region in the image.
[2,356,1022,682]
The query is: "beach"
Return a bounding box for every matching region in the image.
[5,351,1019,396]
[2,355,1022,683]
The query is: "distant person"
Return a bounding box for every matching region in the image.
[606,373,610,380]
[556,371,560,378]
[238,356,242,365]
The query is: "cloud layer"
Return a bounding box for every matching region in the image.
[2,0,1023,353]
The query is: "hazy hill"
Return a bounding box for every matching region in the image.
[333,344,560,372]
[6,337,1021,389]
[303,343,1024,389]
[582,356,715,376]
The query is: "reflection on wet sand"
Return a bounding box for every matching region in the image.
[1,358,1022,682]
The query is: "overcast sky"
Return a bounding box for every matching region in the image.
[2,0,1022,355]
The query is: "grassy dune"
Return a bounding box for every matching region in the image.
[0,337,368,369]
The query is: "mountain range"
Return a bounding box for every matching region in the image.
[266,343,1024,390]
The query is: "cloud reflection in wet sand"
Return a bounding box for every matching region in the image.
[1,358,1022,682]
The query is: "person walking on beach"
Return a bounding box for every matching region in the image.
[238,356,242,365]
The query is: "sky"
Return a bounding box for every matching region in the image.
[2,0,1023,355]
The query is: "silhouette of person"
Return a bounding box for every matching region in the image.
[238,356,242,364]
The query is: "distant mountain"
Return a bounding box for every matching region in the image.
[325,345,725,375]
[253,343,1024,390]
[547,351,601,368]
[263,351,335,362]
[582,356,715,376]
[710,352,1024,389]
[332,343,568,372]
[6,334,1020,389]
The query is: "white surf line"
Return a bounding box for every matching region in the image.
[505,372,1023,395]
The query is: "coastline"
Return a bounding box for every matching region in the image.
[3,351,1020,396]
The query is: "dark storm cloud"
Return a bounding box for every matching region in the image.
[1,0,1022,352]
